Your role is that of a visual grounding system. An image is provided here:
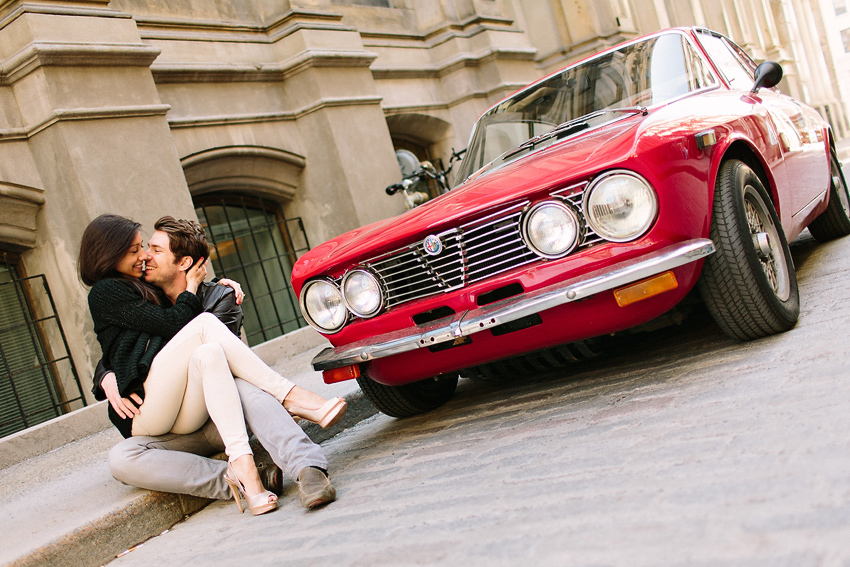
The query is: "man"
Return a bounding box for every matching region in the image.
[92,216,335,508]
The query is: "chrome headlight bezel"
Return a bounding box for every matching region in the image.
[341,268,384,318]
[299,278,347,334]
[583,170,658,242]
[522,200,581,259]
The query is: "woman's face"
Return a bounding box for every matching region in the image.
[114,231,146,279]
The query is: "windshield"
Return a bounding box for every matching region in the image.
[456,32,716,182]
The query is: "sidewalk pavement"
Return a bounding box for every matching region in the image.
[0,328,376,567]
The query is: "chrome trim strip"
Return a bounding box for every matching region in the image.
[311,238,716,371]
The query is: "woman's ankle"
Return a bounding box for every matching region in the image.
[230,455,266,496]
[283,386,327,410]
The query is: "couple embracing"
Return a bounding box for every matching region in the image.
[80,214,345,514]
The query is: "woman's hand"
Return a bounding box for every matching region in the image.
[216,278,245,305]
[186,258,207,294]
[102,372,142,419]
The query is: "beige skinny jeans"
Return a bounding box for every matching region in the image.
[131,313,296,460]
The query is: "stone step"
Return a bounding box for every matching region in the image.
[0,328,374,567]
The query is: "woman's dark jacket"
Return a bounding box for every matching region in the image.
[87,278,203,437]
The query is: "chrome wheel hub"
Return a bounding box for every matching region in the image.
[752,232,771,260]
[744,185,790,301]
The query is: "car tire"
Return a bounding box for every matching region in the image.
[356,372,459,418]
[807,152,850,241]
[698,159,799,341]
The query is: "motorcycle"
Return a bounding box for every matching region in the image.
[385,148,466,209]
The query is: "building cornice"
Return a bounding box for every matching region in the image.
[167,95,382,129]
[0,180,44,251]
[370,46,537,80]
[132,8,353,44]
[0,42,161,85]
[0,1,128,33]
[151,49,378,84]
[0,105,171,140]
[381,81,529,117]
[358,13,518,46]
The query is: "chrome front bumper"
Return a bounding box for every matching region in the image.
[311,238,715,371]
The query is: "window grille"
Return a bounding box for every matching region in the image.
[195,196,311,346]
[1,254,86,439]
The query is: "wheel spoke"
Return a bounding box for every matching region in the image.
[744,186,789,300]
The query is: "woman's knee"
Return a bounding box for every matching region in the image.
[189,342,226,373]
[194,312,220,326]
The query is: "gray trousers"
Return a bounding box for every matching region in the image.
[108,379,328,500]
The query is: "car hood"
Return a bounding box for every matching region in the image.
[293,117,644,283]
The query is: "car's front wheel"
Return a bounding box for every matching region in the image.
[698,159,799,341]
[356,371,459,417]
[807,152,850,241]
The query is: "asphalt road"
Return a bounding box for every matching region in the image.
[108,229,850,567]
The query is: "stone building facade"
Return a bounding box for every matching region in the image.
[0,0,846,436]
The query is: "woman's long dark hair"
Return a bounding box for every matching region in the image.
[78,214,162,305]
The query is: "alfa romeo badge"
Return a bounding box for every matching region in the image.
[423,235,442,256]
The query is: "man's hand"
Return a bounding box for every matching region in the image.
[102,372,142,419]
[216,278,245,305]
[186,258,207,294]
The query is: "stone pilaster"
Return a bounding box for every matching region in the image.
[0,0,197,398]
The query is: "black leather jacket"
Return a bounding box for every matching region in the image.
[91,281,243,400]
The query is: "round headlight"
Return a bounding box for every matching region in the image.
[342,269,383,318]
[584,171,658,242]
[522,201,580,258]
[300,279,346,333]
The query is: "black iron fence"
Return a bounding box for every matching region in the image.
[1,254,86,439]
[195,197,311,346]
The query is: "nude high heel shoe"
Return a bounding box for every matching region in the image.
[287,397,347,428]
[224,462,278,516]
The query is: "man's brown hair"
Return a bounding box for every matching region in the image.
[154,216,210,269]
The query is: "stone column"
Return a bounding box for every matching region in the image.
[0,0,197,399]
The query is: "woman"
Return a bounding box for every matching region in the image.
[79,214,345,515]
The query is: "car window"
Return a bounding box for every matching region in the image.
[696,32,755,90]
[458,32,716,181]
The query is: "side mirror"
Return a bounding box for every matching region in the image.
[751,61,783,94]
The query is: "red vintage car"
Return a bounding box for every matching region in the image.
[291,27,850,417]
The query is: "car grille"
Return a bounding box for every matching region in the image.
[365,182,602,309]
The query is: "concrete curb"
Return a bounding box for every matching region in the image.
[5,390,377,567]
[0,401,111,470]
[9,490,210,567]
[1,324,378,567]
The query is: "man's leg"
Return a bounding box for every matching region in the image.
[235,379,328,481]
[108,419,231,500]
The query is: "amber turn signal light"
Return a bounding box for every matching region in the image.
[613,271,678,307]
[323,364,361,384]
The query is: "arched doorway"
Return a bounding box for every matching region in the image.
[182,146,310,345]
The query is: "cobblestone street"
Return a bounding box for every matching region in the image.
[108,231,850,567]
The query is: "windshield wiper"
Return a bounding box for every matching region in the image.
[501,106,647,161]
[503,118,589,159]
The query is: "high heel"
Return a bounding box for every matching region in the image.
[287,397,347,428]
[224,462,277,516]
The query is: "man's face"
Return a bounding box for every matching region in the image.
[144,230,184,287]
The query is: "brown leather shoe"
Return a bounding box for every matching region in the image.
[297,467,336,508]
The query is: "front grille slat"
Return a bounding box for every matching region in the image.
[466,247,535,272]
[467,256,537,280]
[355,182,602,314]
